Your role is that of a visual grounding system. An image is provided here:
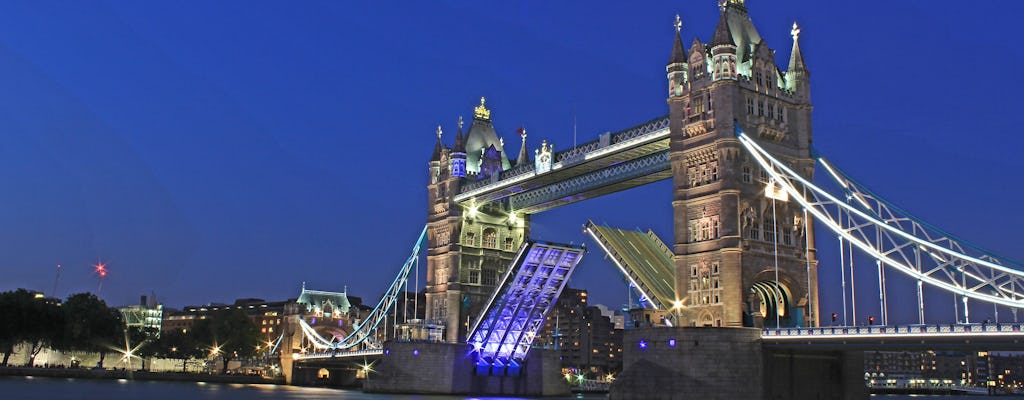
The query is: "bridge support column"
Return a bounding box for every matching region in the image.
[611,327,867,400]
[763,348,867,400]
[365,341,567,396]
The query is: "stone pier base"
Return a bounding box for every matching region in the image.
[364,341,568,396]
[610,327,867,400]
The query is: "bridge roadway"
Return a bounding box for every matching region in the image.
[763,322,1024,350]
[293,322,1024,363]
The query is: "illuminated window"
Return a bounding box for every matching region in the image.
[482,228,497,248]
[504,237,515,251]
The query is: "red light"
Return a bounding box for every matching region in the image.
[94,262,108,277]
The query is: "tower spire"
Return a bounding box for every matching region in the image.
[454,116,465,152]
[670,14,688,64]
[431,124,443,162]
[788,22,807,72]
[516,125,530,166]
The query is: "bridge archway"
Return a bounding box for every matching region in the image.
[747,278,802,328]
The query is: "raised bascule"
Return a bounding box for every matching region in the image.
[287,1,1024,398]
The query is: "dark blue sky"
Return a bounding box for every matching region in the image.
[0,1,1021,324]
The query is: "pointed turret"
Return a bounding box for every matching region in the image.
[451,117,467,178]
[787,22,808,73]
[454,116,466,153]
[669,14,687,64]
[515,126,530,166]
[786,22,810,99]
[710,12,735,50]
[430,125,443,162]
[667,14,689,97]
[710,11,737,80]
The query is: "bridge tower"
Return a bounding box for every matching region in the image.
[425,99,530,342]
[667,0,818,328]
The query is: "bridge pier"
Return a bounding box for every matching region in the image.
[365,341,568,396]
[610,327,867,400]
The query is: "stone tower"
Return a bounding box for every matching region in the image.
[425,99,530,342]
[667,0,818,328]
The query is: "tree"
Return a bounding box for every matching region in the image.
[193,308,259,374]
[151,328,203,372]
[0,289,63,367]
[57,293,122,368]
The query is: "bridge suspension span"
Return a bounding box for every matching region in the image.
[296,226,426,354]
[737,129,1024,326]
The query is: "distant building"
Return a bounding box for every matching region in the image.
[161,285,363,345]
[118,295,163,336]
[536,288,624,377]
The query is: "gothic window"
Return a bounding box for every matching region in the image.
[779,106,786,122]
[760,168,770,182]
[688,166,698,187]
[504,237,515,251]
[783,228,793,246]
[707,92,713,110]
[481,269,497,286]
[746,97,754,114]
[690,213,720,242]
[757,101,764,116]
[693,95,706,115]
[710,161,719,182]
[482,228,497,248]
[756,71,763,87]
[465,231,477,247]
[767,103,775,119]
[748,221,759,240]
[432,297,447,322]
[438,184,447,199]
[435,267,449,285]
[742,165,752,183]
[764,216,777,242]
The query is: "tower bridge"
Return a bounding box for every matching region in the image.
[287,1,1024,398]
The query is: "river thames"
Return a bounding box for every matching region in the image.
[3,377,1024,400]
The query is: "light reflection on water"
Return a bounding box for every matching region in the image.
[0,376,601,400]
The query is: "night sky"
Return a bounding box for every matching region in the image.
[0,1,1021,325]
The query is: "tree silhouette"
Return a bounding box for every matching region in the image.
[193,308,258,374]
[57,293,122,368]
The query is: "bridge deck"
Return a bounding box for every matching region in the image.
[585,221,676,309]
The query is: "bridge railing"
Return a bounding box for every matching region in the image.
[292,348,383,361]
[763,322,1024,338]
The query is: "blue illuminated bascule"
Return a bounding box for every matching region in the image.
[467,241,586,376]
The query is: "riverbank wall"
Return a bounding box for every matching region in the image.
[0,367,284,385]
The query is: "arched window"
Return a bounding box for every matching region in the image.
[482,228,497,248]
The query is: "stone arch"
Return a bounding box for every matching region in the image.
[317,368,330,379]
[746,269,804,328]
